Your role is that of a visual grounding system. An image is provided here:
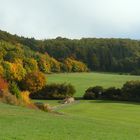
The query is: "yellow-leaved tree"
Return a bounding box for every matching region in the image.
[3,61,26,81]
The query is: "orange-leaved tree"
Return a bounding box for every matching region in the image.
[21,71,46,93]
[0,77,8,96]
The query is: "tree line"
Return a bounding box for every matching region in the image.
[1,30,140,74]
[84,81,140,102]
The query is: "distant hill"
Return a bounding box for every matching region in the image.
[0,29,140,74]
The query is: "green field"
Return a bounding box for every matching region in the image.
[1,72,140,140]
[1,100,140,140]
[47,72,140,97]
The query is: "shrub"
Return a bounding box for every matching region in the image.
[35,102,52,112]
[20,91,31,105]
[21,71,46,93]
[122,81,140,101]
[0,78,20,105]
[0,89,37,108]
[9,81,21,98]
[84,81,140,102]
[0,90,19,105]
[30,83,76,99]
[0,77,8,92]
[83,86,104,99]
[102,87,122,100]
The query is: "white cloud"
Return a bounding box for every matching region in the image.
[0,0,140,39]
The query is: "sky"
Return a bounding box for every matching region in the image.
[0,0,140,39]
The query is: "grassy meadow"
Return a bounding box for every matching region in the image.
[1,72,140,140]
[47,72,140,97]
[1,100,140,140]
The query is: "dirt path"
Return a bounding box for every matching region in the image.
[52,101,80,111]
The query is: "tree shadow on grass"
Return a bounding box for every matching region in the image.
[89,100,140,106]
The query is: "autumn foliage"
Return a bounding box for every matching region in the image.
[0,77,8,92]
[0,65,4,76]
[21,71,46,93]
[3,61,26,81]
[63,58,88,72]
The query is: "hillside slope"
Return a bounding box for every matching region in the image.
[1,101,140,140]
[0,29,140,73]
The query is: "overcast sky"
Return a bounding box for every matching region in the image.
[0,0,140,39]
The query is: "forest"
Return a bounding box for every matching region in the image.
[0,30,140,74]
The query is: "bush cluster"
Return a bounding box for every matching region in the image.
[0,90,20,105]
[83,80,140,102]
[83,86,103,99]
[122,81,140,101]
[9,81,21,98]
[0,71,46,108]
[30,83,76,99]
